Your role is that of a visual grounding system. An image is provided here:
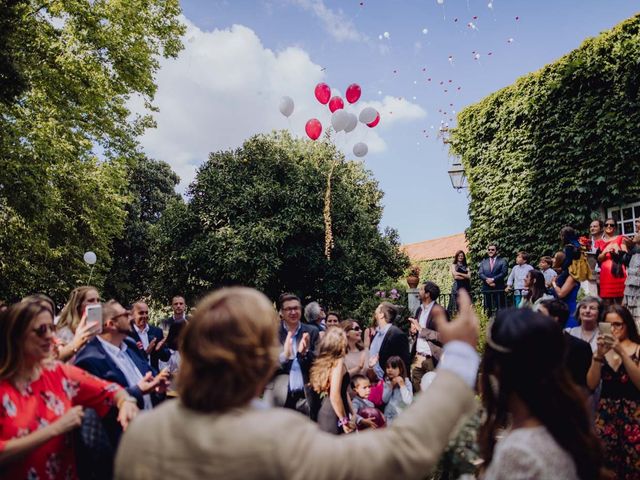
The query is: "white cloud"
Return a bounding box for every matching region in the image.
[290,0,366,42]
[132,19,424,190]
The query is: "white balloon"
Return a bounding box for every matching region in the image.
[344,113,358,133]
[436,0,444,4]
[353,142,368,157]
[422,28,428,34]
[83,251,97,265]
[331,110,349,132]
[383,31,390,39]
[359,107,378,124]
[279,96,294,117]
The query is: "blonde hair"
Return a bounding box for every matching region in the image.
[177,287,279,413]
[309,327,347,393]
[57,286,98,334]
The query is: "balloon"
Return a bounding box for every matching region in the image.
[314,83,331,104]
[83,251,97,265]
[345,83,362,104]
[328,96,344,113]
[278,96,294,117]
[366,113,380,128]
[305,118,322,140]
[436,0,444,4]
[353,142,368,157]
[358,407,386,429]
[359,107,378,124]
[344,113,358,133]
[331,110,349,132]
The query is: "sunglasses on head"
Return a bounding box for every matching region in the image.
[32,324,55,338]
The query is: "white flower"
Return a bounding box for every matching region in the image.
[2,394,17,417]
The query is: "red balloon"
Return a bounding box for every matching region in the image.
[345,83,362,103]
[314,83,331,105]
[305,118,322,140]
[367,113,380,128]
[328,96,344,113]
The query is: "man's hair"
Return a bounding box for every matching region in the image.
[278,293,300,310]
[304,301,322,323]
[591,219,604,229]
[423,281,441,302]
[102,300,122,322]
[517,251,530,263]
[178,287,279,413]
[487,243,498,250]
[351,373,369,389]
[377,302,399,325]
[171,295,185,304]
[538,298,570,327]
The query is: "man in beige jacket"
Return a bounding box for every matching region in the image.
[115,287,479,480]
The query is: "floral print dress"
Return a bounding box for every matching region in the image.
[595,346,640,479]
[0,362,122,480]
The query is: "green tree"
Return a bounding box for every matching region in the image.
[103,156,180,303]
[449,14,640,278]
[0,0,184,303]
[150,131,409,313]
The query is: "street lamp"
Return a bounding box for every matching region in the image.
[448,161,467,190]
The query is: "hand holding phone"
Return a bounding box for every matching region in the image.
[85,304,103,335]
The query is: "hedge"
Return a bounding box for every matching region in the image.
[449,14,640,274]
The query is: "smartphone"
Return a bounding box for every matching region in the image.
[598,322,612,335]
[85,304,103,335]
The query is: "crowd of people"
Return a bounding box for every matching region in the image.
[0,220,638,479]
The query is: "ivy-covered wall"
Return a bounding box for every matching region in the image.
[418,258,454,294]
[449,15,640,271]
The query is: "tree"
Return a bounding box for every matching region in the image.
[448,14,640,280]
[0,1,184,303]
[150,132,409,313]
[103,156,180,303]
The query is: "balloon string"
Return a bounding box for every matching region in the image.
[323,161,336,260]
[88,265,95,285]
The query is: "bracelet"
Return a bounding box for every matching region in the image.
[117,395,137,408]
[592,356,605,363]
[338,416,350,427]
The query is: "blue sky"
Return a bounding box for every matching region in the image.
[141,0,639,244]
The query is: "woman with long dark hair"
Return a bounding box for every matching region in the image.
[553,229,581,327]
[449,250,471,311]
[587,304,640,479]
[479,308,603,480]
[519,270,548,309]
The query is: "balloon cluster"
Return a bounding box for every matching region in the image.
[278,82,381,158]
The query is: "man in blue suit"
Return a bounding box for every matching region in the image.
[128,301,171,370]
[478,243,509,317]
[74,300,168,411]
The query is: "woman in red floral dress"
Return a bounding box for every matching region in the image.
[0,300,138,480]
[587,305,640,479]
[596,219,628,306]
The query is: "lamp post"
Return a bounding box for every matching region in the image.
[448,161,467,190]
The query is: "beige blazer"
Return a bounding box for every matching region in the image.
[114,370,474,480]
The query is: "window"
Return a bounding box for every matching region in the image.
[607,201,640,235]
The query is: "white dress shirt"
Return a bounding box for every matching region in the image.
[416,301,434,356]
[133,323,150,349]
[97,336,153,410]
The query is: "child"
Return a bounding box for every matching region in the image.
[351,374,385,429]
[382,356,413,424]
[538,255,557,289]
[506,251,534,307]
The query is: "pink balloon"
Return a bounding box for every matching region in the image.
[314,83,331,105]
[367,113,380,128]
[305,118,322,140]
[328,96,344,113]
[345,83,362,103]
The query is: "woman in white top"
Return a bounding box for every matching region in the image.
[341,320,368,377]
[565,296,604,353]
[479,308,604,480]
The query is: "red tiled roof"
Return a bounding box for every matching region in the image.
[402,233,468,262]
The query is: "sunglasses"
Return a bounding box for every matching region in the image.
[32,324,55,338]
[605,223,616,227]
[351,326,361,331]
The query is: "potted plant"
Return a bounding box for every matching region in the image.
[406,265,421,289]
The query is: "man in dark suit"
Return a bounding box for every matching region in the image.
[129,301,171,370]
[367,302,410,381]
[478,243,509,316]
[74,300,168,411]
[408,281,448,391]
[270,293,319,415]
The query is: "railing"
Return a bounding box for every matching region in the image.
[439,289,526,317]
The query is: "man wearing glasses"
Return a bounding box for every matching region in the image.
[478,243,508,316]
[268,293,319,415]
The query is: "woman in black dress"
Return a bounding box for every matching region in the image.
[309,327,356,434]
[449,250,471,311]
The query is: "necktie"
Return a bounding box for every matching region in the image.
[490,258,495,271]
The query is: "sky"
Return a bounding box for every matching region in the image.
[133,0,639,245]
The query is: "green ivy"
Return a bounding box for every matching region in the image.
[449,14,640,274]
